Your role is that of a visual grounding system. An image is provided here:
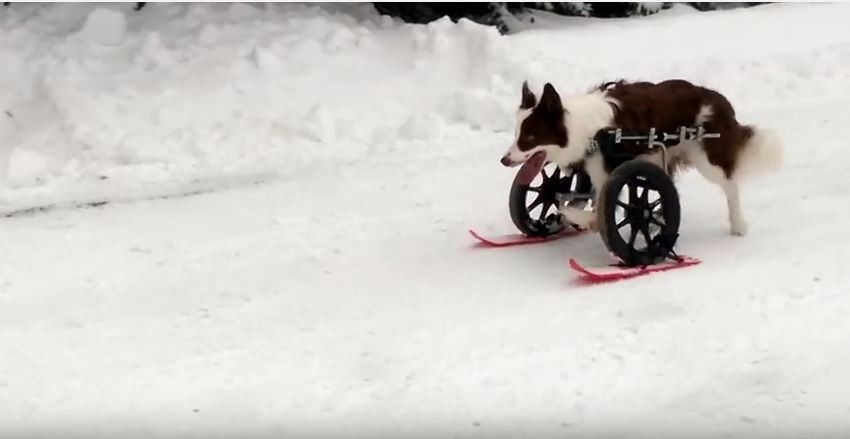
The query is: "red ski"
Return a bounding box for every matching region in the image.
[469,228,585,248]
[569,256,701,284]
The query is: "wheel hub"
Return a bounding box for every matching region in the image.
[538,171,563,207]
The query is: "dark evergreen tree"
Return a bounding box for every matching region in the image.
[371,2,766,33]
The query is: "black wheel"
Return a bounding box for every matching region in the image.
[509,159,593,237]
[597,160,681,267]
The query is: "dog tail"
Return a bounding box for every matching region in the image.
[734,125,783,180]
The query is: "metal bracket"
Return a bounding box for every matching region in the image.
[601,126,721,174]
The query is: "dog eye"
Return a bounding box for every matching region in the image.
[525,134,536,141]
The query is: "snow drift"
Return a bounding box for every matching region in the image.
[0,3,529,213]
[3,3,844,215]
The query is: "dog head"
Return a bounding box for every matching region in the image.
[500,81,568,167]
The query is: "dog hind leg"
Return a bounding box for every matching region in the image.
[722,178,747,236]
[688,145,748,236]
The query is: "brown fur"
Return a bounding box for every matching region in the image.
[602,79,753,178]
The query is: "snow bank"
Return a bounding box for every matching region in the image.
[1,2,850,214]
[0,3,525,213]
[77,8,127,45]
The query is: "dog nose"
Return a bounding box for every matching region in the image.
[500,156,512,166]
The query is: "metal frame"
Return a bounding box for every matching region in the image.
[555,126,721,206]
[608,126,721,173]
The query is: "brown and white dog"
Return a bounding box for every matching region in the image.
[500,79,783,236]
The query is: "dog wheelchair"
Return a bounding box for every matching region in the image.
[508,126,720,267]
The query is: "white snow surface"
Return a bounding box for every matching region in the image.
[2,2,850,438]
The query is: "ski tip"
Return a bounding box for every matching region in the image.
[468,228,501,247]
[568,258,590,273]
[569,255,702,285]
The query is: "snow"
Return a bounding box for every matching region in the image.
[77,8,127,46]
[1,2,850,437]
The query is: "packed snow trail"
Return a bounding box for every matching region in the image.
[2,3,850,438]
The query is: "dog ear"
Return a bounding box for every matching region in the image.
[539,83,563,114]
[520,81,536,109]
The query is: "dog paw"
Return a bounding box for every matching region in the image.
[561,206,594,230]
[730,219,748,236]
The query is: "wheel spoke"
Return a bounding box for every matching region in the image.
[616,217,630,229]
[649,198,662,211]
[640,221,652,245]
[539,201,552,221]
[650,216,666,227]
[540,166,557,182]
[628,184,637,204]
[528,195,544,211]
[527,186,542,193]
[616,200,636,210]
[639,185,650,204]
[628,225,638,248]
